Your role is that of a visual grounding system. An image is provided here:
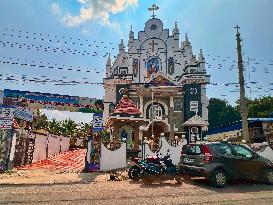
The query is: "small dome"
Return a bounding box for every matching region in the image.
[144,18,163,37]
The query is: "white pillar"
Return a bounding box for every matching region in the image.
[170,95,174,108]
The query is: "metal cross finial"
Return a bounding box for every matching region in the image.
[234,25,240,33]
[148,4,159,18]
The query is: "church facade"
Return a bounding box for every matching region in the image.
[103,7,210,148]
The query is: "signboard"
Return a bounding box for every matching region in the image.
[93,114,103,132]
[0,119,12,129]
[183,84,202,120]
[0,106,14,119]
[3,89,103,114]
[13,107,33,122]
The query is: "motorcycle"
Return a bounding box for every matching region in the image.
[128,150,182,184]
[127,154,161,181]
[140,151,182,184]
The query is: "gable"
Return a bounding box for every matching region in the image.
[147,72,178,86]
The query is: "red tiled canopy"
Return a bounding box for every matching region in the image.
[112,95,141,116]
[12,118,20,129]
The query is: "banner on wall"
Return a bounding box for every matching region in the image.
[3,89,103,114]
[0,119,12,129]
[13,107,33,122]
[0,106,14,119]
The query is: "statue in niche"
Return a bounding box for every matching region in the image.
[121,129,128,141]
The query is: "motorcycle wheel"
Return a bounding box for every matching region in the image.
[128,165,142,181]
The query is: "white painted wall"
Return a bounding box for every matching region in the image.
[32,134,47,162]
[144,137,187,165]
[9,131,17,162]
[99,142,127,171]
[60,136,70,153]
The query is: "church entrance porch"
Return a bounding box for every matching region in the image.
[143,121,170,151]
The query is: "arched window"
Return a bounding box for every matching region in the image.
[174,100,182,111]
[149,104,163,120]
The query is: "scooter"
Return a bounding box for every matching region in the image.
[140,151,182,184]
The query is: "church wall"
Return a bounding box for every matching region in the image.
[103,15,210,129]
[173,111,184,133]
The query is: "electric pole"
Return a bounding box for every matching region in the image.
[235,25,250,142]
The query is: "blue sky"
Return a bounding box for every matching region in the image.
[0,0,273,122]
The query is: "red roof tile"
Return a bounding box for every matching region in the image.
[112,95,141,116]
[12,118,20,129]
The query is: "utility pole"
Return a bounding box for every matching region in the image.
[235,25,250,142]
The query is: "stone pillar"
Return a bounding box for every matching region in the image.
[112,125,119,139]
[169,96,175,139]
[133,126,140,150]
[170,95,174,108]
[139,96,144,117]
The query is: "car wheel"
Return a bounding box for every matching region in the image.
[210,169,227,188]
[263,169,273,185]
[128,165,142,181]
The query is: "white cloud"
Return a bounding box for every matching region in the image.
[51,3,61,15]
[41,109,93,123]
[51,0,138,27]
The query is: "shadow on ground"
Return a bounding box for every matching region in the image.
[128,176,273,193]
[185,177,273,193]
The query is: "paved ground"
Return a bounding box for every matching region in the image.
[0,176,273,205]
[16,149,86,172]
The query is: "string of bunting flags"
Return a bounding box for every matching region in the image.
[0,39,110,58]
[0,56,101,74]
[1,28,273,68]
[1,72,273,91]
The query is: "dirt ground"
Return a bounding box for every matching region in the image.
[0,169,109,185]
[0,170,273,205]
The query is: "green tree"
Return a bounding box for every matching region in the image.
[235,96,273,118]
[48,118,62,135]
[208,98,241,129]
[33,109,49,130]
[61,119,78,138]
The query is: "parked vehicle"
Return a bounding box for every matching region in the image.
[178,142,273,188]
[128,150,182,184]
[128,154,161,181]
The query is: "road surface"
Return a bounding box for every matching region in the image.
[0,179,273,205]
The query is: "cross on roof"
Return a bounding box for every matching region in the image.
[149,40,158,52]
[234,25,240,33]
[148,4,159,18]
